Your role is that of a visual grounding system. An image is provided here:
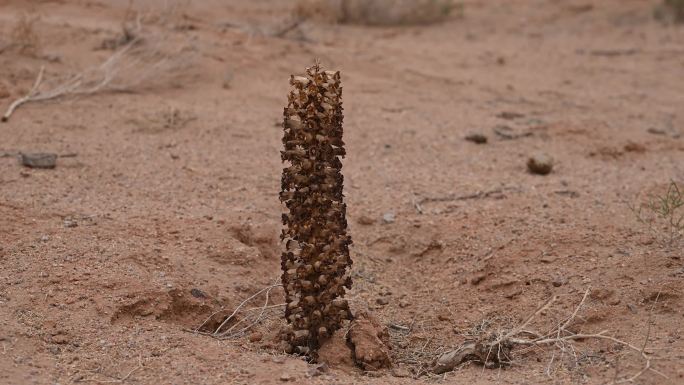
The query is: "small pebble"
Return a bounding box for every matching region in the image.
[51,334,69,345]
[647,127,666,135]
[306,363,328,377]
[42,53,62,63]
[382,212,395,224]
[279,373,292,382]
[497,111,525,120]
[357,215,375,225]
[465,133,488,144]
[376,297,389,306]
[190,288,207,298]
[527,153,553,175]
[391,367,412,378]
[471,273,486,285]
[624,142,646,153]
[19,153,57,169]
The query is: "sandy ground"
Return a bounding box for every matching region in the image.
[1,0,683,384]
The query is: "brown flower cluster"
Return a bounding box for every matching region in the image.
[280,63,353,359]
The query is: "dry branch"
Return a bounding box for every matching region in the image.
[418,186,520,207]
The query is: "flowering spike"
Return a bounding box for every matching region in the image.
[280,62,352,359]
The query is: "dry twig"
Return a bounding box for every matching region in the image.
[81,355,143,384]
[2,66,45,122]
[418,186,520,207]
[189,280,284,340]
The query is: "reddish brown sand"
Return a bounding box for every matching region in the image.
[1,1,683,384]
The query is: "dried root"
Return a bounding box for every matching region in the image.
[431,289,667,383]
[279,62,353,360]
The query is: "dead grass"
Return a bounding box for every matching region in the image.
[665,0,684,21]
[655,0,684,23]
[100,4,141,50]
[384,290,666,382]
[428,289,666,383]
[10,12,41,55]
[295,0,457,26]
[2,7,197,122]
[631,180,684,246]
[190,281,285,340]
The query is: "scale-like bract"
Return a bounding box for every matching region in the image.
[280,63,352,358]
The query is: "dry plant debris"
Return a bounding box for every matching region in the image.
[279,62,353,360]
[2,16,194,122]
[100,5,141,50]
[656,0,684,23]
[632,180,684,245]
[295,0,456,25]
[430,289,667,383]
[191,281,285,340]
[10,12,41,55]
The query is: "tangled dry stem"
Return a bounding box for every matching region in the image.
[9,12,41,55]
[431,288,667,383]
[190,281,285,340]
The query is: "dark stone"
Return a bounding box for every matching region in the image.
[497,111,525,120]
[19,153,57,169]
[527,154,553,175]
[465,133,488,144]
